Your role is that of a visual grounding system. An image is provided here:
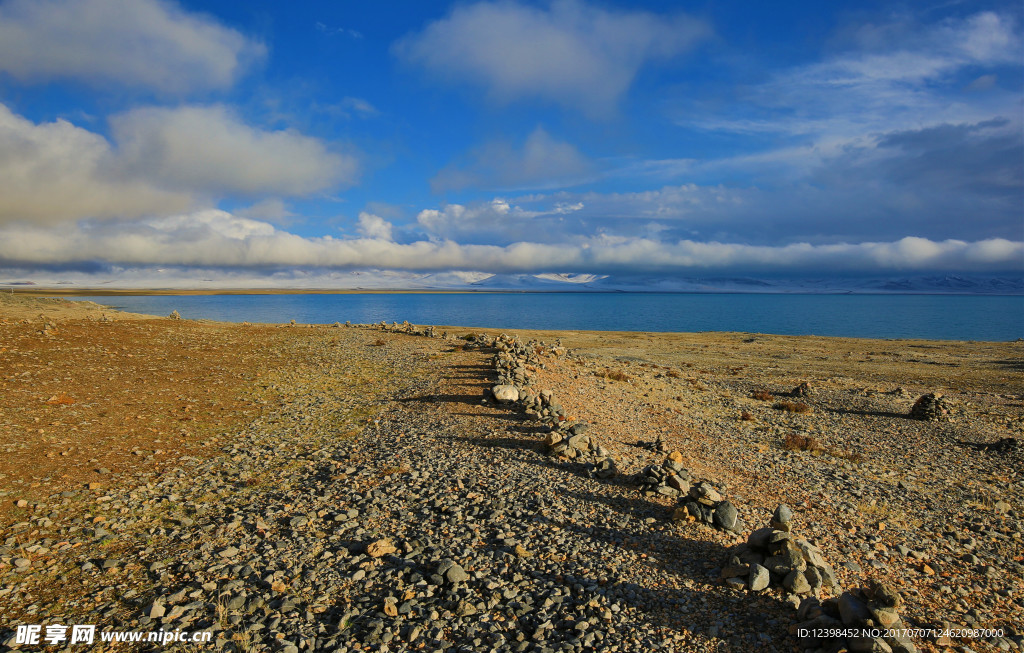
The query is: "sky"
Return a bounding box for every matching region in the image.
[0,0,1021,286]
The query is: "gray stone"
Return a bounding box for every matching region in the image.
[713,501,738,531]
[783,570,811,594]
[772,504,794,531]
[689,482,723,504]
[749,564,770,591]
[439,560,469,584]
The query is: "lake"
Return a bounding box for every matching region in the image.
[65,292,1024,341]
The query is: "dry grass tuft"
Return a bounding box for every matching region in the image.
[784,432,823,453]
[666,369,682,378]
[45,393,76,405]
[369,338,387,347]
[783,433,864,463]
[740,411,755,421]
[595,369,631,382]
[752,390,773,401]
[774,400,813,414]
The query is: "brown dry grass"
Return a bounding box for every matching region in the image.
[0,316,300,526]
[595,369,632,382]
[783,432,864,463]
[783,432,823,453]
[773,400,813,414]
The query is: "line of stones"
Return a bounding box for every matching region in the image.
[362,324,922,653]
[475,331,920,653]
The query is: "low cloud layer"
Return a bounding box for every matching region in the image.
[0,103,355,225]
[0,0,264,93]
[394,0,709,117]
[0,210,1019,275]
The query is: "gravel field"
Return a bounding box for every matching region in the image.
[0,296,1021,652]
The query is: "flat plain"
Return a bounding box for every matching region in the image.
[0,293,1021,652]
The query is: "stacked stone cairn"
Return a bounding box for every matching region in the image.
[378,320,439,338]
[909,392,953,421]
[492,334,537,389]
[544,423,618,479]
[720,505,839,601]
[637,452,742,533]
[794,579,918,653]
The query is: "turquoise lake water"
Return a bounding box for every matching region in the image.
[67,292,1024,341]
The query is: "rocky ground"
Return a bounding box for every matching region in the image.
[0,297,1021,652]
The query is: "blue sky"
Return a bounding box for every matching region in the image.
[0,0,1021,285]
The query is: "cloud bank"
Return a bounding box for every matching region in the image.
[0,0,264,92]
[0,210,1019,275]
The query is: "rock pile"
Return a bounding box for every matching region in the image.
[794,580,918,653]
[493,334,536,388]
[790,381,812,397]
[484,333,618,480]
[543,424,618,479]
[637,453,742,533]
[378,320,439,338]
[522,388,568,426]
[909,392,953,421]
[720,505,839,600]
[637,451,692,498]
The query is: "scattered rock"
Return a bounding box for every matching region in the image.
[366,538,397,558]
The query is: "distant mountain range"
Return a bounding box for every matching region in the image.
[412,273,1024,294]
[5,272,1023,294]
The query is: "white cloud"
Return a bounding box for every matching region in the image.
[0,210,1019,274]
[112,105,358,195]
[685,11,1022,142]
[339,97,377,117]
[0,0,264,93]
[0,103,358,225]
[416,199,549,243]
[356,212,393,241]
[394,0,709,117]
[432,127,595,192]
[0,103,193,225]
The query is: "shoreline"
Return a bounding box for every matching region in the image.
[4,293,1021,345]
[6,286,1023,298]
[5,293,1022,344]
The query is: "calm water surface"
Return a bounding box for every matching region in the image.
[68,292,1024,341]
